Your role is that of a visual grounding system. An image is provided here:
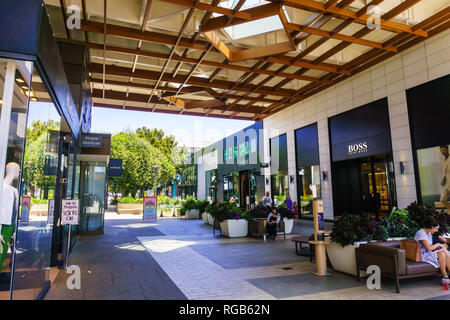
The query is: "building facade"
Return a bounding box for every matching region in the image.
[261,30,449,221]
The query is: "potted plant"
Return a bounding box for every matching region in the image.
[172,197,182,217]
[277,203,295,234]
[326,212,387,276]
[205,203,216,225]
[117,197,143,214]
[159,197,173,218]
[180,197,200,219]
[198,199,210,224]
[214,203,248,238]
[381,207,420,240]
[406,202,449,236]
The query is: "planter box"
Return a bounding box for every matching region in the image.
[207,213,214,225]
[326,241,371,276]
[220,219,248,238]
[117,203,143,214]
[161,208,173,217]
[248,219,266,238]
[202,212,208,224]
[283,218,294,234]
[173,208,181,217]
[387,237,408,241]
[186,209,199,219]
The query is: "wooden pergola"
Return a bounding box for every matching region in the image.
[44,0,449,120]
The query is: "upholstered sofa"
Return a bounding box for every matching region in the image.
[356,241,440,293]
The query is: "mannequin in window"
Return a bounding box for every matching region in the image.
[0,163,20,272]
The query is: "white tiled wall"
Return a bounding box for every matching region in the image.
[263,30,450,220]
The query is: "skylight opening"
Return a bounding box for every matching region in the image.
[212,0,291,40]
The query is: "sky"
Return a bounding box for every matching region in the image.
[90,107,255,146]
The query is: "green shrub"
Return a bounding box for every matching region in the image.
[331,212,387,247]
[406,202,448,236]
[30,198,49,205]
[276,203,295,219]
[198,199,210,214]
[248,203,271,220]
[118,197,143,204]
[381,207,420,238]
[205,202,247,222]
[180,197,199,215]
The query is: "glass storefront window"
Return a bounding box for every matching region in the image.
[0,59,32,300]
[223,172,239,203]
[79,161,106,233]
[417,145,450,210]
[299,165,321,215]
[13,65,62,299]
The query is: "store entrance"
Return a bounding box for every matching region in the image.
[332,154,397,218]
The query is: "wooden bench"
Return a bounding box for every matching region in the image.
[292,235,315,262]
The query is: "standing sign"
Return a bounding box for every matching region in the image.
[108,159,123,177]
[143,197,157,221]
[20,197,31,224]
[47,199,55,225]
[61,199,80,225]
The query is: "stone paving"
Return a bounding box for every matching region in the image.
[46,212,450,300]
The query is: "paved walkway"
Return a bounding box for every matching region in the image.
[46,212,450,300]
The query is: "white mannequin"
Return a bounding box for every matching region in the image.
[0,162,20,245]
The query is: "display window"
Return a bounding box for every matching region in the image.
[417,145,450,212]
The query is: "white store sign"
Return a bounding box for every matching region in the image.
[61,199,79,225]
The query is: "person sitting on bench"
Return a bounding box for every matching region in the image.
[267,207,281,240]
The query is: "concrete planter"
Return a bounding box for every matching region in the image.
[161,208,173,217]
[326,241,371,276]
[283,218,294,234]
[207,213,214,225]
[30,203,49,216]
[173,208,181,217]
[202,212,208,224]
[186,209,200,219]
[220,219,248,238]
[117,203,143,214]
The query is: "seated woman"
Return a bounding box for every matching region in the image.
[267,207,281,240]
[414,218,450,284]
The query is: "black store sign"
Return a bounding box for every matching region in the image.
[329,98,392,162]
[81,134,103,148]
[109,159,123,177]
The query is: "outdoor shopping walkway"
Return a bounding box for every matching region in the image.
[46,212,450,300]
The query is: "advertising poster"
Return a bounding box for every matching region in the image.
[20,196,31,224]
[417,144,450,211]
[47,199,55,225]
[143,197,157,221]
[61,199,80,225]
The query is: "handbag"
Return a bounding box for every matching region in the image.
[400,240,422,262]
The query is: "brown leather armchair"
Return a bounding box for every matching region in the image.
[356,241,439,293]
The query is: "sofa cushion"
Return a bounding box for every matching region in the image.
[405,261,438,275]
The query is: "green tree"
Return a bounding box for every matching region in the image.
[23,120,60,197]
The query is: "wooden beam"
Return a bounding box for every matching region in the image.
[92,89,263,113]
[89,63,297,97]
[88,41,329,83]
[382,0,422,21]
[203,31,232,60]
[94,102,255,121]
[270,0,428,37]
[200,2,280,32]
[231,41,295,62]
[82,21,213,52]
[158,0,253,20]
[279,8,297,50]
[286,22,397,52]
[90,78,281,103]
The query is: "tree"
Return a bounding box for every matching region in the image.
[110,128,188,198]
[23,120,60,198]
